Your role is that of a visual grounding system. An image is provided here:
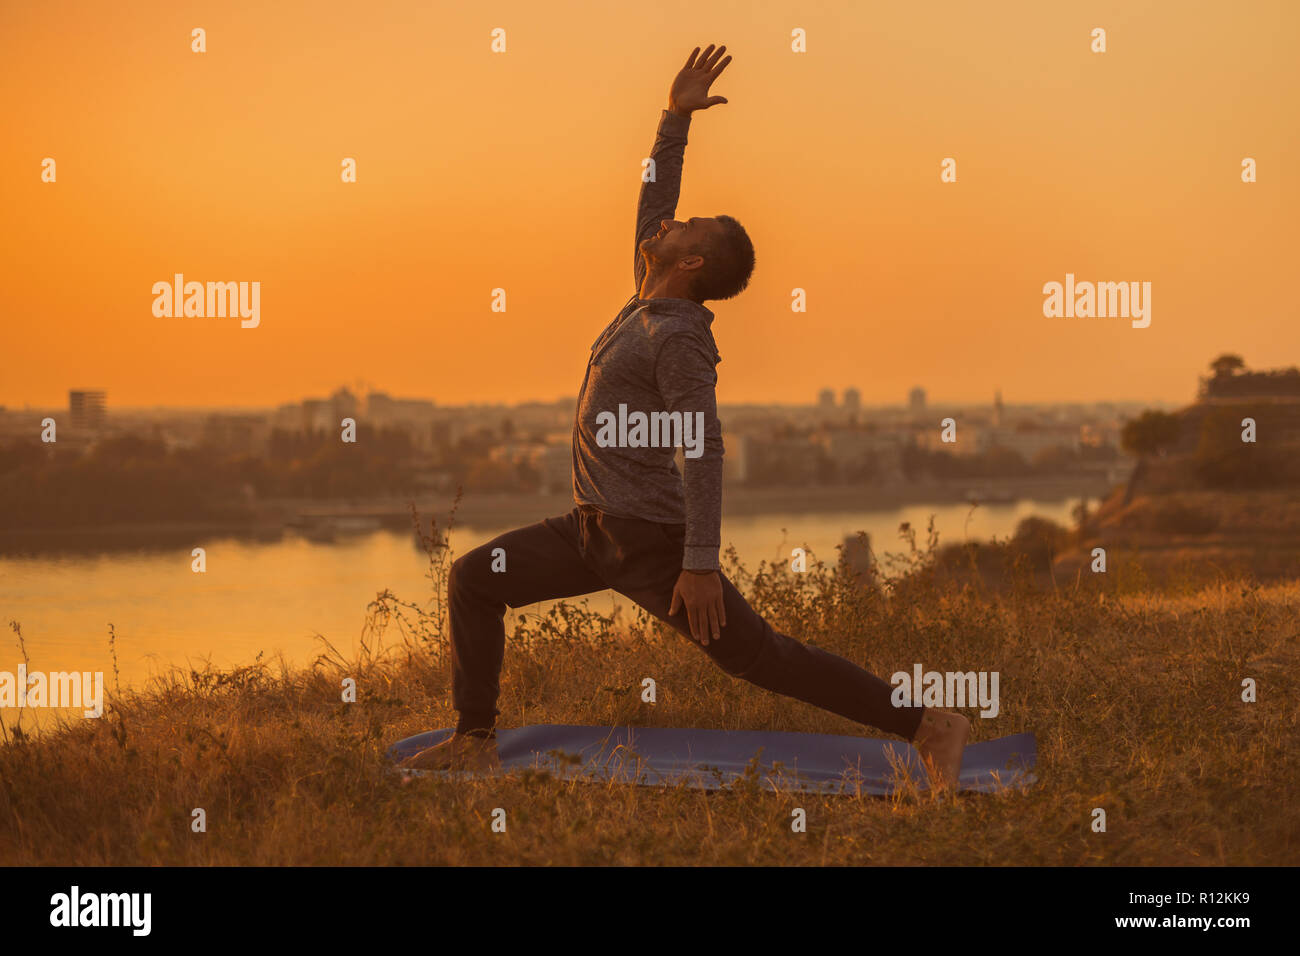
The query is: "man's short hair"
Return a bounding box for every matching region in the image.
[692,215,755,302]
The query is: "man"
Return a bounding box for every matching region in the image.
[402,44,970,787]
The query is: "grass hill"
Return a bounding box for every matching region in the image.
[2,515,1294,866]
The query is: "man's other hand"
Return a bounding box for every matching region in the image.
[669,569,727,646]
[668,44,732,117]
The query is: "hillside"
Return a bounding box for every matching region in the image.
[2,534,1295,866]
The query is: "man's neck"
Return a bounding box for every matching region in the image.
[639,272,700,303]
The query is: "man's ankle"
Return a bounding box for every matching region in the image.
[455,715,497,740]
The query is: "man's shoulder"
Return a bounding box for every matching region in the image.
[633,300,716,346]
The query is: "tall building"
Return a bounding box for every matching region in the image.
[302,399,331,431]
[843,388,861,417]
[908,386,926,417]
[817,388,836,411]
[69,390,107,430]
[367,391,397,423]
[330,387,359,421]
[993,388,1004,427]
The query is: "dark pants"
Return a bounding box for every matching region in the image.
[449,505,923,740]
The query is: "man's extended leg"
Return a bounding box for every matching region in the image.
[402,509,607,771]
[635,569,925,737]
[598,514,969,785]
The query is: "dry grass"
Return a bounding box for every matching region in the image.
[1,508,1296,866]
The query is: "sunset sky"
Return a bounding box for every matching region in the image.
[2,0,1296,410]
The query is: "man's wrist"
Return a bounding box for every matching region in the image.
[683,544,719,570]
[667,105,692,119]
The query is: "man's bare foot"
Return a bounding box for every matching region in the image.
[911,710,969,790]
[400,732,501,772]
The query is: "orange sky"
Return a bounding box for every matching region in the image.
[2,0,1296,410]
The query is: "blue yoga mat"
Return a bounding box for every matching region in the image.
[388,724,1037,795]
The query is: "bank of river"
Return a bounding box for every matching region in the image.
[0,475,1111,554]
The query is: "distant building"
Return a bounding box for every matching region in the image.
[816,428,904,482]
[69,390,107,430]
[302,399,331,432]
[993,389,1004,428]
[201,413,269,455]
[537,443,572,494]
[914,424,983,457]
[817,388,836,412]
[748,433,824,485]
[365,392,438,448]
[271,402,300,431]
[367,391,398,421]
[330,387,359,422]
[843,388,862,417]
[981,423,1079,460]
[488,439,572,494]
[1080,422,1119,448]
[908,387,926,418]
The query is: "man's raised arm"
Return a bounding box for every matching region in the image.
[633,45,732,290]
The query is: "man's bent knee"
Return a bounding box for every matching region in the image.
[449,549,495,600]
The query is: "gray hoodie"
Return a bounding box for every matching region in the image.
[570,110,724,571]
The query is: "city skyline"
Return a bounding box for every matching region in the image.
[0,383,1178,415]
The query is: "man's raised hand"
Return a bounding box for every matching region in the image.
[668,44,732,118]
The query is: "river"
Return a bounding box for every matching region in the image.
[0,497,1080,728]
